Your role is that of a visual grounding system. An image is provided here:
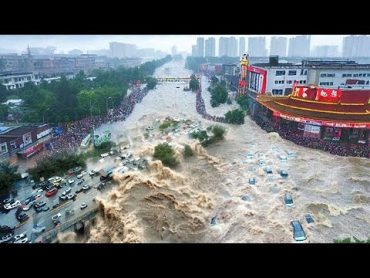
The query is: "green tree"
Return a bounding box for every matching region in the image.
[183,144,193,158]
[0,84,8,103]
[0,162,20,193]
[146,77,157,90]
[153,143,178,167]
[236,94,249,111]
[211,125,225,140]
[211,76,219,87]
[189,74,200,92]
[210,85,228,107]
[225,109,245,125]
[0,104,8,121]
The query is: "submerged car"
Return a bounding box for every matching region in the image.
[291,220,307,241]
[284,193,294,207]
[264,167,273,174]
[280,170,289,178]
[249,177,256,185]
[305,214,315,224]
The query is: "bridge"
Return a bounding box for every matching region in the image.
[35,206,99,243]
[154,76,200,84]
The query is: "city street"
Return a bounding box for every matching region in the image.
[0,155,120,243]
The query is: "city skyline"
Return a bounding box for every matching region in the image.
[0,35,349,55]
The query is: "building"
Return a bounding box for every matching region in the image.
[191,45,198,57]
[270,37,287,57]
[248,37,267,57]
[221,64,239,91]
[109,42,137,58]
[239,37,246,57]
[249,56,307,96]
[343,35,370,58]
[304,60,370,89]
[288,36,311,57]
[196,37,205,57]
[171,46,178,56]
[0,72,41,90]
[205,38,216,57]
[246,57,370,97]
[227,37,238,57]
[219,37,228,57]
[0,124,52,161]
[312,45,339,57]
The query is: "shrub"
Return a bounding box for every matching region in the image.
[225,109,245,125]
[153,143,178,167]
[211,125,225,140]
[183,144,193,158]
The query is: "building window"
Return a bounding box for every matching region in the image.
[303,80,306,84]
[276,70,285,76]
[287,80,292,84]
[0,142,7,154]
[367,73,370,77]
[320,73,327,77]
[304,70,307,75]
[367,81,369,85]
[343,73,352,77]
[10,141,17,150]
[288,70,297,76]
[272,89,283,95]
[354,74,359,77]
[327,73,335,77]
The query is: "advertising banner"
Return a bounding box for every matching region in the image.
[315,88,342,103]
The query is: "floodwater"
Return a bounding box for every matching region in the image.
[79,59,370,243]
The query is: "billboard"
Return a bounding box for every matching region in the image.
[247,66,267,94]
[303,124,321,138]
[94,131,111,147]
[315,88,342,103]
[292,85,342,103]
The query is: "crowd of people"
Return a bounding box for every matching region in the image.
[195,89,226,123]
[35,85,150,160]
[275,123,369,158]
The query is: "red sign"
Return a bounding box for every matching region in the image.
[291,86,317,100]
[247,66,267,94]
[315,88,342,103]
[273,111,369,128]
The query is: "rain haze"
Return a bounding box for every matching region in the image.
[0,35,345,54]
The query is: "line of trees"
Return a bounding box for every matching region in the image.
[2,55,171,124]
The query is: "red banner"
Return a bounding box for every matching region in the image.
[291,86,317,100]
[315,88,342,103]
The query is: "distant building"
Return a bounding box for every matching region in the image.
[288,36,311,57]
[239,37,246,57]
[248,37,267,57]
[312,45,339,57]
[109,42,137,58]
[343,35,370,58]
[68,49,84,55]
[270,37,287,57]
[196,37,205,57]
[0,124,52,161]
[205,38,216,57]
[191,45,198,57]
[219,37,228,57]
[0,72,41,90]
[228,37,238,57]
[171,46,178,56]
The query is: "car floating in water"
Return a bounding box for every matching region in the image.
[284,193,294,207]
[305,214,315,224]
[279,170,288,178]
[291,220,307,241]
[257,159,265,166]
[241,195,251,201]
[264,167,273,174]
[249,177,256,185]
[210,216,216,225]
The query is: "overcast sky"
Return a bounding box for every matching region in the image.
[0,35,346,54]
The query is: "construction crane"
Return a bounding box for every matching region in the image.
[237,53,249,97]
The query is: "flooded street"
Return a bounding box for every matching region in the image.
[86,59,370,243]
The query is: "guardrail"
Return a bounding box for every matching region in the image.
[39,206,99,243]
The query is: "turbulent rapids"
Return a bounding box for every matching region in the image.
[62,59,370,243]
